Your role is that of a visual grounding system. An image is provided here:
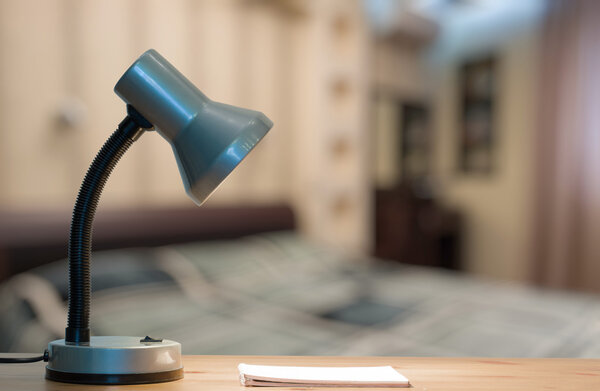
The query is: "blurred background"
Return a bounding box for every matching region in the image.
[1,0,600,357]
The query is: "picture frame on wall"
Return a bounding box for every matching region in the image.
[400,103,430,181]
[458,56,497,174]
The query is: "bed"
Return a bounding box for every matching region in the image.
[1,205,599,357]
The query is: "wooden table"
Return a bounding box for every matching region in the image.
[1,355,599,390]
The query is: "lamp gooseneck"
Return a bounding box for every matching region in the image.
[65,105,152,344]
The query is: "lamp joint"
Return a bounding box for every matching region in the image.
[126,104,154,130]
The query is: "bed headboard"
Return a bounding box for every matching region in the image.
[0,204,295,281]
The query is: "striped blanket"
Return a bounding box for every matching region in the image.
[1,232,599,357]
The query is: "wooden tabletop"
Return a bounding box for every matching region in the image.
[1,355,599,390]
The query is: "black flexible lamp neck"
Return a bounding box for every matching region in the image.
[65,105,152,344]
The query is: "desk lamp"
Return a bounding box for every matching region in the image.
[45,49,273,384]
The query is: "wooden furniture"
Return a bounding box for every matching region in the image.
[374,187,462,270]
[1,354,598,390]
[0,204,295,282]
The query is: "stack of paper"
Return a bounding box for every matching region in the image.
[238,363,410,387]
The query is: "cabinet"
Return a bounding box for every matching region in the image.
[374,187,462,270]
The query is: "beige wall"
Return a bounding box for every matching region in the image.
[431,29,540,281]
[0,0,371,253]
[0,0,296,209]
[369,17,541,281]
[0,0,542,273]
[372,38,430,188]
[372,39,428,98]
[290,0,372,253]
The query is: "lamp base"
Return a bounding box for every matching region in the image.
[45,336,183,385]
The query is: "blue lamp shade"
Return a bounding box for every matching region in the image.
[114,49,273,205]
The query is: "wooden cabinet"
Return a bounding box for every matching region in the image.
[374,187,462,270]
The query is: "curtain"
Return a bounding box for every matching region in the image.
[533,0,600,292]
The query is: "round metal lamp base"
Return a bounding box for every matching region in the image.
[46,336,183,385]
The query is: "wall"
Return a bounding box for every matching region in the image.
[0,0,294,209]
[289,0,371,253]
[368,2,546,281]
[430,26,541,281]
[0,0,371,253]
[371,38,430,189]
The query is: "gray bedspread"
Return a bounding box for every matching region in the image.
[1,231,600,357]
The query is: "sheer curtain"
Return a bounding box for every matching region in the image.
[533,0,600,292]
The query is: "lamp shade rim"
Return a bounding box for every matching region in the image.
[182,115,273,205]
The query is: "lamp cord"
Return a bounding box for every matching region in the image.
[65,105,152,344]
[0,350,49,364]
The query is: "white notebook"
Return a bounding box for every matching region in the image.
[238,363,410,387]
